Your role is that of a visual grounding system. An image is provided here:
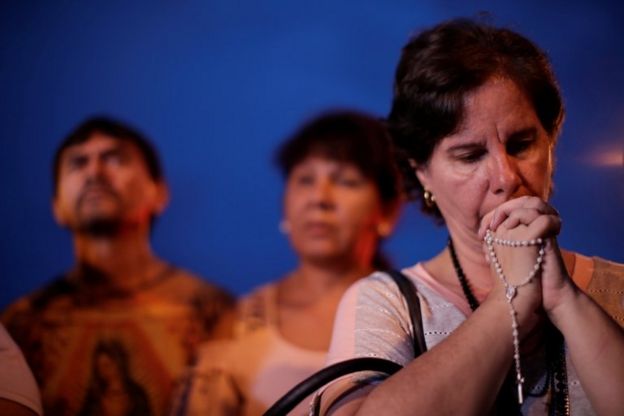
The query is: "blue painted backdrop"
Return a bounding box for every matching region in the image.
[2,1,623,308]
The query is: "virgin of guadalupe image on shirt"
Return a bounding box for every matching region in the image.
[78,339,152,416]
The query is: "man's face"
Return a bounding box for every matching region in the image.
[53,133,168,235]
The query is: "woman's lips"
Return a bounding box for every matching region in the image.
[302,221,336,236]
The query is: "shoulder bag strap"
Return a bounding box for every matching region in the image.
[264,272,426,416]
[387,270,427,357]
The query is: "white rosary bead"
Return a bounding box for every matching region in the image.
[484,229,546,405]
[491,235,543,247]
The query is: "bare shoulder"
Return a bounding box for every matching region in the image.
[235,281,273,308]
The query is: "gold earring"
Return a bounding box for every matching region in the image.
[423,189,436,208]
[377,222,391,238]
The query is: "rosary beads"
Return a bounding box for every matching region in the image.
[484,229,545,404]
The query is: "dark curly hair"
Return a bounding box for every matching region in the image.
[388,18,564,221]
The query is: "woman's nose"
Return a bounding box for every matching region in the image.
[310,179,335,209]
[489,152,521,197]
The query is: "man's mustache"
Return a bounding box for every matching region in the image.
[76,178,121,208]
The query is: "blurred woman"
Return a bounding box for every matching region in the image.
[321,19,624,415]
[173,111,402,415]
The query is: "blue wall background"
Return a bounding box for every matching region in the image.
[2,1,623,309]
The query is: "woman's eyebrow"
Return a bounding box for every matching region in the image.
[446,141,484,154]
[507,127,537,142]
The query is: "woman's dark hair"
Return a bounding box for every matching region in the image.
[388,18,565,220]
[275,110,402,270]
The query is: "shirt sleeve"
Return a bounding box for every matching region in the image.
[0,323,42,416]
[310,273,419,414]
[327,272,417,367]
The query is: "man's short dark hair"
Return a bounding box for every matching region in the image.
[52,116,164,196]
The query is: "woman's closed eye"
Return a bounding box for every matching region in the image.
[506,128,538,156]
[455,148,487,164]
[506,137,535,156]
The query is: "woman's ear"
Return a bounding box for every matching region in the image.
[414,163,431,193]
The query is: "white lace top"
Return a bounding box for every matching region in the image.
[324,260,597,415]
[175,284,326,416]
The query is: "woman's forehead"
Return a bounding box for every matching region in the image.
[449,80,543,139]
[293,155,362,171]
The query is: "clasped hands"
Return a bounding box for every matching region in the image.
[478,196,575,321]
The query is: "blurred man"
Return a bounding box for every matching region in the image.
[1,117,233,416]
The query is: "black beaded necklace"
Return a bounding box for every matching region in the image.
[447,237,480,312]
[447,237,570,416]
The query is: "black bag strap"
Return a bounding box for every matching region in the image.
[387,270,427,357]
[263,270,427,416]
[264,357,401,416]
